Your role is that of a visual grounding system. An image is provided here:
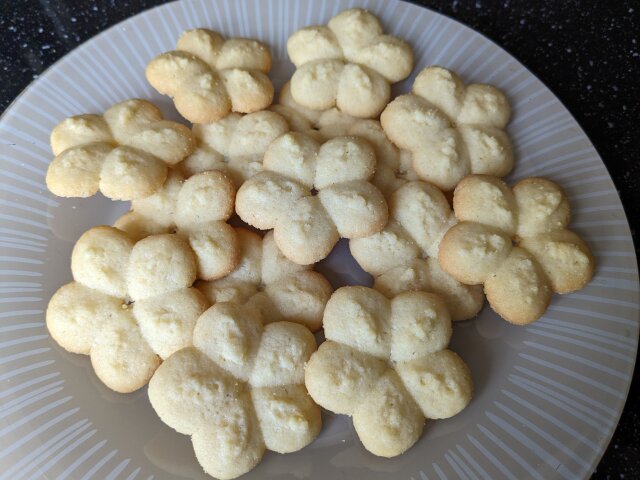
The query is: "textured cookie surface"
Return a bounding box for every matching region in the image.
[196,229,333,332]
[276,85,419,197]
[115,169,240,281]
[149,302,321,479]
[46,99,196,200]
[305,286,472,457]
[179,110,290,185]
[350,180,483,320]
[381,66,513,190]
[46,226,206,392]
[300,103,482,321]
[147,29,274,123]
[287,8,413,118]
[236,133,388,264]
[439,175,595,324]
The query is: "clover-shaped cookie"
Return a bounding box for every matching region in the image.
[288,8,413,118]
[147,29,274,124]
[178,110,289,185]
[305,286,472,457]
[149,302,321,479]
[439,175,595,325]
[115,170,240,280]
[350,181,483,320]
[381,66,514,191]
[277,81,418,196]
[46,99,195,200]
[197,229,333,332]
[46,226,208,392]
[236,133,388,264]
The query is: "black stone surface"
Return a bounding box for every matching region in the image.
[1,1,638,478]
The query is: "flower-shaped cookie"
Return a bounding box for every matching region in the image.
[147,29,274,124]
[439,175,595,325]
[115,170,240,280]
[381,66,513,191]
[197,229,333,332]
[149,302,321,479]
[178,110,289,185]
[46,99,195,200]
[305,286,473,457]
[277,81,418,196]
[288,8,413,118]
[236,133,388,264]
[350,181,483,320]
[46,226,208,392]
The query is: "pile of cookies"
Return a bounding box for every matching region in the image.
[45,8,595,480]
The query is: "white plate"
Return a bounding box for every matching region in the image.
[0,0,638,479]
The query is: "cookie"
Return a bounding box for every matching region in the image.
[196,229,333,332]
[305,286,472,457]
[288,8,413,118]
[147,29,274,124]
[46,226,207,392]
[46,99,195,200]
[350,181,483,321]
[115,170,241,280]
[148,302,321,479]
[236,133,388,264]
[277,82,418,195]
[381,66,513,190]
[178,110,290,185]
[439,175,595,325]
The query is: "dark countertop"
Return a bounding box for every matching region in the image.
[2,1,638,478]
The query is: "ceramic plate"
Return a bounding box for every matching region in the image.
[0,0,638,479]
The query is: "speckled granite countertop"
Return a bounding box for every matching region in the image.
[1,0,638,478]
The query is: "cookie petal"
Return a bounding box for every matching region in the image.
[71,226,133,298]
[319,180,388,239]
[134,287,208,359]
[264,271,333,332]
[99,146,168,201]
[439,221,513,285]
[350,220,421,276]
[46,143,112,198]
[236,171,308,230]
[352,371,424,457]
[520,229,595,294]
[193,302,263,382]
[127,234,197,300]
[322,286,391,358]
[46,282,121,355]
[396,349,473,419]
[304,341,386,415]
[251,385,321,453]
[484,247,552,325]
[50,115,112,155]
[249,322,316,387]
[389,291,452,362]
[274,196,339,265]
[90,306,159,393]
[290,59,345,111]
[453,175,517,234]
[514,177,571,237]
